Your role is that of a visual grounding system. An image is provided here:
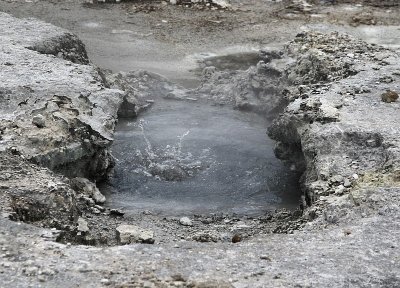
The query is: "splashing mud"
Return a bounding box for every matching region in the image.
[100,100,301,216]
[130,120,213,181]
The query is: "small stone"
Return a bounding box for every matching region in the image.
[116,224,155,244]
[352,174,359,180]
[260,255,272,261]
[331,175,344,184]
[24,266,38,276]
[379,76,394,84]
[343,229,352,236]
[381,90,398,103]
[171,274,186,282]
[77,217,89,233]
[192,231,219,243]
[90,207,101,214]
[232,234,242,243]
[366,139,379,147]
[110,209,125,217]
[179,217,193,226]
[142,281,155,288]
[335,185,345,195]
[71,178,106,204]
[251,79,260,89]
[343,179,352,188]
[100,279,111,285]
[32,114,46,128]
[94,205,105,212]
[319,171,330,181]
[201,218,213,224]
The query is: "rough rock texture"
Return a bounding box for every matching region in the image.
[0,11,123,245]
[0,12,123,180]
[0,12,89,64]
[105,69,184,116]
[116,224,155,244]
[70,177,106,204]
[268,31,400,212]
[106,56,291,118]
[192,59,288,115]
[0,153,79,228]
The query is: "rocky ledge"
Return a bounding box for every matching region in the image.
[268,31,400,219]
[0,12,123,180]
[0,12,399,288]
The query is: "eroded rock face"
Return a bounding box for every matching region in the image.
[0,12,125,243]
[0,152,79,228]
[268,31,400,208]
[0,12,123,180]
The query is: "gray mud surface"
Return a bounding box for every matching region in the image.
[101,100,300,216]
[1,0,400,287]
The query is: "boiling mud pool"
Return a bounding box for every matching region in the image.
[100,100,301,216]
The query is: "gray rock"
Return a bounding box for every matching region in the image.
[0,11,124,180]
[381,90,399,103]
[179,217,193,226]
[330,175,344,185]
[110,209,125,216]
[268,31,400,207]
[343,179,352,188]
[32,114,46,128]
[192,231,219,242]
[71,178,106,204]
[116,225,155,244]
[77,217,89,233]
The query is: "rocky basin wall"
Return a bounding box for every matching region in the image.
[1,11,399,246]
[0,12,124,180]
[268,32,400,214]
[0,12,126,232]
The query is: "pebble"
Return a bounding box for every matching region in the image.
[260,255,272,261]
[110,209,125,216]
[90,207,101,214]
[32,114,46,128]
[232,234,242,243]
[77,217,89,233]
[335,185,345,195]
[331,175,344,184]
[179,217,193,226]
[381,90,399,103]
[201,218,213,224]
[94,205,105,212]
[343,179,352,188]
[100,279,111,285]
[116,224,155,244]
